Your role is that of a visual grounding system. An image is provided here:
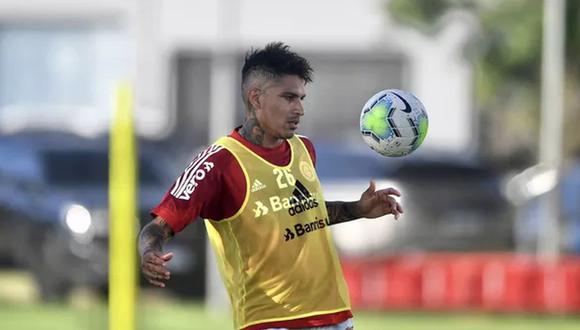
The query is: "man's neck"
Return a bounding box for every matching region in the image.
[238,117,282,148]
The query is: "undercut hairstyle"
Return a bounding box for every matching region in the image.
[241,42,313,111]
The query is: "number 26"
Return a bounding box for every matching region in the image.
[273,169,295,189]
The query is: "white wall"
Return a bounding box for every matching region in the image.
[0,0,476,151]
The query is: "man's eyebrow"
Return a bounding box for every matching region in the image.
[281,91,306,99]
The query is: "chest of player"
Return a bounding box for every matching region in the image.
[247,162,321,217]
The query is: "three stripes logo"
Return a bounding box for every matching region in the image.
[251,179,267,193]
[288,180,319,216]
[170,145,222,200]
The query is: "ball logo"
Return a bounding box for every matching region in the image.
[299,160,316,182]
[391,91,412,113]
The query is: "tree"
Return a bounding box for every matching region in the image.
[388,0,580,166]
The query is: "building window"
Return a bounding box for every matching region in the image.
[0,25,127,136]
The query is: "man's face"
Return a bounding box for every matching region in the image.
[254,74,306,141]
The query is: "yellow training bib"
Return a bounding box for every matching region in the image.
[205,136,351,329]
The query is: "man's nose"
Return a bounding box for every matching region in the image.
[294,101,304,116]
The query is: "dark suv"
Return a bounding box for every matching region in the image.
[0,132,206,300]
[316,144,514,253]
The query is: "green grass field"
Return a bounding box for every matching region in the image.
[0,272,578,330]
[0,302,579,330]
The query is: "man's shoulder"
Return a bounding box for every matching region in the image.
[170,144,238,189]
[296,135,316,164]
[296,134,314,148]
[168,144,239,201]
[190,143,237,168]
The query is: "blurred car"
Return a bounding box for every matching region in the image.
[315,144,514,255]
[0,131,206,300]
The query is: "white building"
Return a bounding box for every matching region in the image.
[0,0,477,154]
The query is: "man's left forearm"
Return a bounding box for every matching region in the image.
[325,201,361,225]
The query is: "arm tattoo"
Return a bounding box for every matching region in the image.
[325,201,361,226]
[239,113,265,146]
[138,217,174,256]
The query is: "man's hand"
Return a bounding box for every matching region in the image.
[326,180,403,226]
[357,180,403,220]
[138,217,174,288]
[141,251,173,288]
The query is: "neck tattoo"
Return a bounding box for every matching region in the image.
[239,115,265,146]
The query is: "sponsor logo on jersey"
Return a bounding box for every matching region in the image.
[170,145,222,200]
[284,217,331,241]
[252,180,320,219]
[250,179,267,193]
[283,228,295,241]
[288,180,319,216]
[252,201,269,217]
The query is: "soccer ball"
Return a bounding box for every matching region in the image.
[360,89,428,157]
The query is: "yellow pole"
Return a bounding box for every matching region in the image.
[109,83,137,330]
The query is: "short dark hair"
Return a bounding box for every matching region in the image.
[241,42,313,109]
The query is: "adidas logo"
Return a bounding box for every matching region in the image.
[251,179,267,192]
[288,180,319,216]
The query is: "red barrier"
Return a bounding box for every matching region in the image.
[446,256,484,309]
[536,258,580,312]
[496,256,540,312]
[420,257,448,310]
[383,255,423,309]
[341,259,363,307]
[340,253,580,313]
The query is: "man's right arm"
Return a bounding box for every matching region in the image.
[140,143,238,287]
[138,217,175,288]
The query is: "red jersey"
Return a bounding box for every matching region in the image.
[152,128,353,329]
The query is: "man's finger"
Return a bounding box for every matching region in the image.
[143,258,171,274]
[389,196,397,210]
[381,196,400,220]
[142,267,165,281]
[377,187,401,197]
[142,267,167,281]
[144,254,165,265]
[144,263,171,279]
[396,202,404,214]
[387,197,398,216]
[161,252,174,261]
[147,278,167,288]
[142,268,161,281]
[378,191,399,204]
[364,180,376,196]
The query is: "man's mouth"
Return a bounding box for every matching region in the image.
[288,120,299,130]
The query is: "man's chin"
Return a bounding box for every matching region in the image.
[282,131,295,139]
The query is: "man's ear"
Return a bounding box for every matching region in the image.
[248,88,261,111]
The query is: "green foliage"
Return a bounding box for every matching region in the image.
[388,0,477,33]
[388,0,580,157]
[388,0,545,108]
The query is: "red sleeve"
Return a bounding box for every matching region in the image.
[299,136,316,167]
[151,144,246,233]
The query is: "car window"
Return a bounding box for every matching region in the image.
[42,150,161,186]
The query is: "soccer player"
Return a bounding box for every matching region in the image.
[139,42,403,330]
